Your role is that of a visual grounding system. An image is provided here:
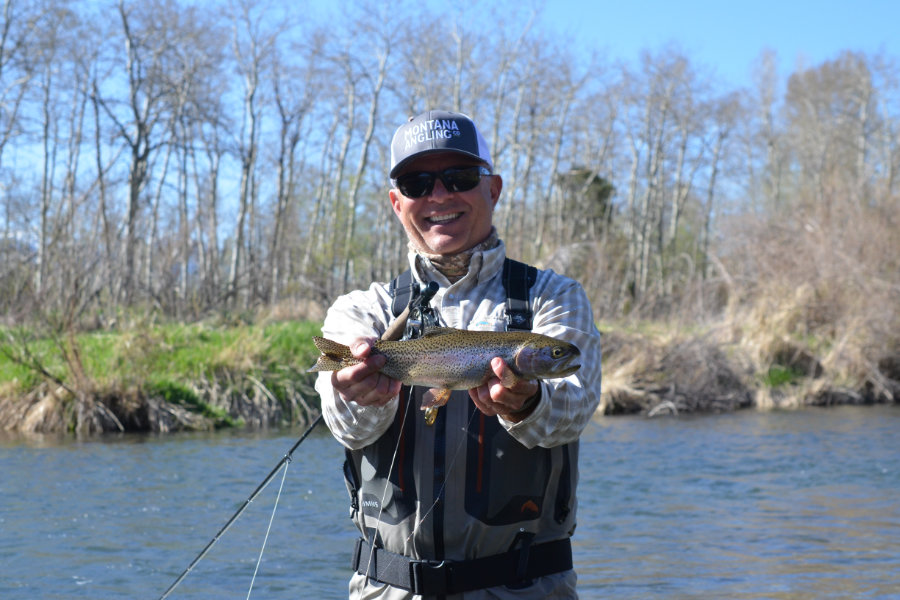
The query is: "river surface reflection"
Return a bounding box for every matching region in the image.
[1,405,898,599]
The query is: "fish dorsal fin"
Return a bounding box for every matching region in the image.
[421,327,460,338]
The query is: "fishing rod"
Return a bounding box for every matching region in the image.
[160,294,426,597]
[158,413,324,600]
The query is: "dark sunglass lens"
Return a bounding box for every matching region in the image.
[397,173,435,198]
[397,167,487,198]
[441,167,483,192]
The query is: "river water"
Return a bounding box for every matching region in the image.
[1,405,898,599]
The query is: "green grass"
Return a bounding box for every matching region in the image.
[146,379,240,427]
[762,365,804,388]
[0,320,323,399]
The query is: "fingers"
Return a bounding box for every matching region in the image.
[468,384,496,416]
[469,357,539,419]
[332,338,401,407]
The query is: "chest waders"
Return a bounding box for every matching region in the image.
[344,259,577,596]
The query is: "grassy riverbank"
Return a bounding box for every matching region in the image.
[1,295,897,435]
[0,316,324,435]
[601,281,900,415]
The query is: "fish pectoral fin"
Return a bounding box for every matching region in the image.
[421,388,452,410]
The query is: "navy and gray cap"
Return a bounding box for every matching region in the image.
[389,110,493,178]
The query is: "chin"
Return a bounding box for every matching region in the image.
[420,235,463,255]
[426,244,464,256]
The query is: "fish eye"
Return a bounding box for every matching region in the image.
[551,347,564,358]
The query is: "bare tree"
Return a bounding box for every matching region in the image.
[0,0,37,294]
[0,0,36,173]
[744,49,785,212]
[620,50,678,303]
[340,28,390,293]
[2,0,899,333]
[227,0,267,307]
[196,120,226,308]
[699,92,741,280]
[268,42,317,303]
[90,0,182,303]
[785,51,879,213]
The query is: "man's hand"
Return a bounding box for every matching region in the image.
[469,357,540,423]
[331,338,402,407]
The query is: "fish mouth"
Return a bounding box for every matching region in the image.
[426,212,463,224]
[558,363,581,377]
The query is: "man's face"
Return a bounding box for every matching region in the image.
[389,152,502,256]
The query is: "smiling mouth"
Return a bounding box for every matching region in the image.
[426,213,462,224]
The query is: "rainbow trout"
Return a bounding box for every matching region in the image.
[309,327,581,415]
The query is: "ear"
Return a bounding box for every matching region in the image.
[389,188,403,218]
[489,174,503,208]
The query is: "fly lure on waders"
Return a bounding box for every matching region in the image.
[157,414,323,600]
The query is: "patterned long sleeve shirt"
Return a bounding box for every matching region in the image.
[316,241,602,451]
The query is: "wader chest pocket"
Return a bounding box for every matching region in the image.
[464,413,551,525]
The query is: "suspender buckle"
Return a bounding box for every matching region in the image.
[505,308,532,331]
[409,559,452,595]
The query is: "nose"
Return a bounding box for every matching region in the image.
[428,176,451,200]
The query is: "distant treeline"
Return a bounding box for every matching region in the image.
[1,1,897,337]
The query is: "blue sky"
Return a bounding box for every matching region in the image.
[542,0,900,89]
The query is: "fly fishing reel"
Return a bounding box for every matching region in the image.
[402,280,440,341]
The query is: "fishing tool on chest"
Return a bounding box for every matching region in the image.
[381,279,441,424]
[157,413,324,600]
[404,280,441,424]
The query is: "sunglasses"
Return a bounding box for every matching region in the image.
[394,166,492,199]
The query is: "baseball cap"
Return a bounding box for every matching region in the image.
[389,110,492,178]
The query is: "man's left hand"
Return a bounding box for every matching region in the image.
[469,357,540,423]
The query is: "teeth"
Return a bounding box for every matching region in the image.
[428,213,461,223]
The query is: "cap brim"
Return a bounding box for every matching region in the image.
[389,149,489,179]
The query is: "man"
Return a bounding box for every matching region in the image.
[315,110,602,599]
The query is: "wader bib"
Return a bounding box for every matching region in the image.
[343,259,578,595]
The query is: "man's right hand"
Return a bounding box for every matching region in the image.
[331,338,402,407]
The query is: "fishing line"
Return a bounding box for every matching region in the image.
[363,398,479,581]
[245,449,290,599]
[158,414,324,600]
[363,391,411,580]
[402,404,479,546]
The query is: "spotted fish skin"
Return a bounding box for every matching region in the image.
[309,327,581,403]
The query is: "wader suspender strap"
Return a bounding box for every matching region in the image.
[502,258,538,331]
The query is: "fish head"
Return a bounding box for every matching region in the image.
[514,335,582,379]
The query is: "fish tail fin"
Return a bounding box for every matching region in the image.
[307,336,357,372]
